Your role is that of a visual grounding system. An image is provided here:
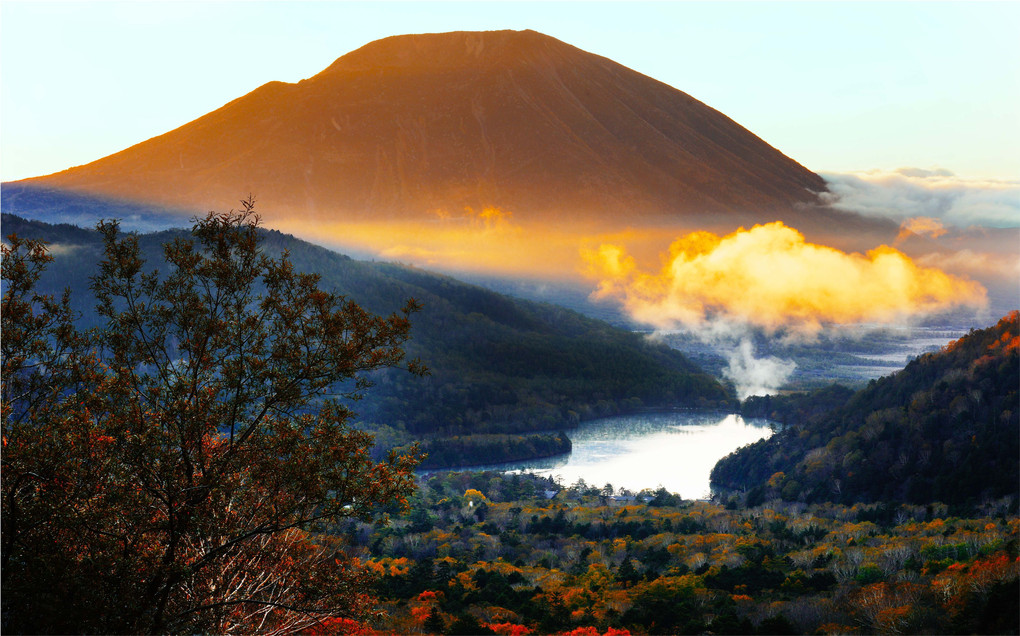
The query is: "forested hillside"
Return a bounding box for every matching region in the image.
[713,312,1019,509]
[1,213,732,464]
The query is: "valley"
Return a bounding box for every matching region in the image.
[340,311,1018,636]
[0,212,733,469]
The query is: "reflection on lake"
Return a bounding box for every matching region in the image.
[458,412,773,501]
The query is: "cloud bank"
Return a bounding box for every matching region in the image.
[820,168,1020,229]
[583,221,988,337]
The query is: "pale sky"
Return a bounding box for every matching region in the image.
[2,1,1018,182]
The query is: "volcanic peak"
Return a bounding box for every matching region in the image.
[315,29,580,76]
[19,29,831,227]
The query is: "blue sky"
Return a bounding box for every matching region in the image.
[2,1,1018,182]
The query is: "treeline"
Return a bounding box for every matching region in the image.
[0,214,733,459]
[397,432,571,470]
[740,384,855,425]
[324,471,1019,635]
[714,312,1019,510]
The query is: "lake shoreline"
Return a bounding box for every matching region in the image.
[417,411,774,499]
[412,406,742,472]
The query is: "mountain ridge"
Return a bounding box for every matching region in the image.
[2,212,734,452]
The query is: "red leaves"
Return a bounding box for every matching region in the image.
[486,622,533,636]
[301,616,377,636]
[557,627,631,636]
[932,552,1020,607]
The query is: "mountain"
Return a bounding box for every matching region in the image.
[712,312,1019,509]
[15,30,829,228]
[2,213,733,462]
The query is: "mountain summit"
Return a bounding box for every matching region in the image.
[20,30,827,224]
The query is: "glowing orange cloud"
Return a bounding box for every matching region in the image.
[583,222,988,334]
[276,207,575,280]
[895,216,948,244]
[428,206,517,230]
[274,208,681,281]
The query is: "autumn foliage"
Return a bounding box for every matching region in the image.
[1,201,424,634]
[355,472,1018,634]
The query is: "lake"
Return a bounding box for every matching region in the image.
[450,411,773,500]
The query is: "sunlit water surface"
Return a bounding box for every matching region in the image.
[447,412,773,500]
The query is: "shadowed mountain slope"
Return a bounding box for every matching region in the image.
[18,30,827,226]
[712,312,1019,508]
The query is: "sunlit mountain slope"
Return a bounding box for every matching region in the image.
[18,30,828,227]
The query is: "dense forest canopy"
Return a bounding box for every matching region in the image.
[329,471,1020,635]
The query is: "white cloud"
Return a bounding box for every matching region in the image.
[820,168,1020,229]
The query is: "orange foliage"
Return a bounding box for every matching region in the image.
[417,590,441,602]
[875,605,912,633]
[388,557,411,576]
[817,623,858,635]
[409,606,431,623]
[361,560,386,577]
[849,581,925,633]
[988,329,1020,354]
[929,552,1020,624]
[561,587,589,608]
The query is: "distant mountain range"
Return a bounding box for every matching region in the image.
[12,30,854,233]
